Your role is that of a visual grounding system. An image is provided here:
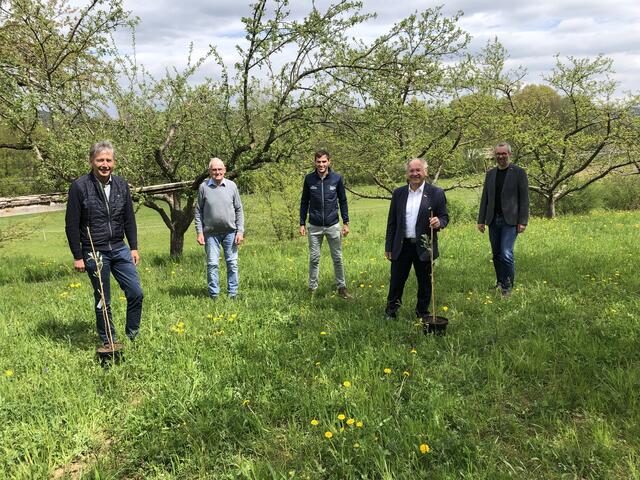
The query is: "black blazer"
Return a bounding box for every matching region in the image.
[385,183,449,262]
[477,163,529,226]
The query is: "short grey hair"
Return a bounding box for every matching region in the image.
[208,157,225,169]
[89,141,114,161]
[495,142,512,153]
[405,158,428,171]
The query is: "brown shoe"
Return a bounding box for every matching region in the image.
[337,287,352,299]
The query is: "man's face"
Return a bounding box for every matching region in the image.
[314,155,331,175]
[406,160,427,188]
[209,161,226,183]
[495,146,511,169]
[90,150,115,182]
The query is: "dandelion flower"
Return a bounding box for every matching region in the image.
[315,361,321,366]
[242,399,250,407]
[346,418,355,426]
[442,306,448,312]
[359,283,365,288]
[353,442,360,448]
[310,419,319,426]
[337,413,346,421]
[410,348,417,354]
[342,380,351,388]
[419,443,430,454]
[324,431,333,439]
[356,421,363,428]
[383,368,392,375]
[320,331,327,336]
[4,370,14,377]
[403,371,411,377]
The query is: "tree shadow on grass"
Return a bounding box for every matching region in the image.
[36,318,95,350]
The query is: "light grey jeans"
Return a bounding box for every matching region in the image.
[307,223,346,289]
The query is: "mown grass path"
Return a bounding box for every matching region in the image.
[1,201,639,479]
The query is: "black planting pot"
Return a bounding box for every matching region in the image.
[422,315,448,335]
[96,342,125,366]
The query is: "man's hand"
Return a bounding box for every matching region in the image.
[384,251,392,261]
[299,225,306,236]
[196,233,205,245]
[131,249,140,266]
[429,217,441,229]
[235,233,244,245]
[517,224,527,234]
[74,258,85,272]
[477,223,486,233]
[341,223,349,237]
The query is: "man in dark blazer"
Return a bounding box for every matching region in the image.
[477,142,529,296]
[384,158,449,320]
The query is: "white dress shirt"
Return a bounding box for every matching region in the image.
[404,182,425,239]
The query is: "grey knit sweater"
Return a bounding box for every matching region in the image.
[194,178,244,234]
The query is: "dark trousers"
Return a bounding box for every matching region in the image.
[84,245,144,344]
[386,239,432,317]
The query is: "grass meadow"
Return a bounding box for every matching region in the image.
[1,191,639,479]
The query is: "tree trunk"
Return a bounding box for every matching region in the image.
[169,228,184,257]
[545,196,556,218]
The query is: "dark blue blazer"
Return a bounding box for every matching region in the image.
[385,182,448,262]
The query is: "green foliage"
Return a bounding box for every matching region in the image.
[244,163,304,241]
[478,40,640,217]
[1,201,639,478]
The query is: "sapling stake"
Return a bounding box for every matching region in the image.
[86,226,115,350]
[430,210,436,325]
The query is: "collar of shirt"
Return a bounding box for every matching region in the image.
[207,178,226,188]
[408,181,425,196]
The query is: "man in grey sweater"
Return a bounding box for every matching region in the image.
[195,158,244,299]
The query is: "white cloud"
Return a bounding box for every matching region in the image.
[115,0,640,92]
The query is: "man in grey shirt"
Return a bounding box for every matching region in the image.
[195,157,244,299]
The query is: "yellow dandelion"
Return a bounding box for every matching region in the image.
[315,361,321,366]
[442,306,448,312]
[171,270,176,275]
[356,421,363,428]
[310,419,319,426]
[419,443,430,454]
[324,431,333,439]
[4,370,14,377]
[342,380,351,388]
[177,321,185,328]
[383,368,392,375]
[403,371,410,377]
[320,331,327,336]
[353,442,360,448]
[359,283,365,288]
[346,418,355,426]
[242,399,250,407]
[230,313,237,319]
[410,348,417,354]
[337,413,346,421]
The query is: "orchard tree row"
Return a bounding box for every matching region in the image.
[1,0,639,255]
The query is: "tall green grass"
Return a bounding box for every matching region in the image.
[1,199,639,479]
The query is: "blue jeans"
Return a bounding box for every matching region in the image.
[84,246,143,344]
[205,232,239,297]
[488,214,518,291]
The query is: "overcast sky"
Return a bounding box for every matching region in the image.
[113,0,640,94]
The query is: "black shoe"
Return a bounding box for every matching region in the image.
[384,310,397,321]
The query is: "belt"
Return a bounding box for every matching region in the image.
[403,238,417,244]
